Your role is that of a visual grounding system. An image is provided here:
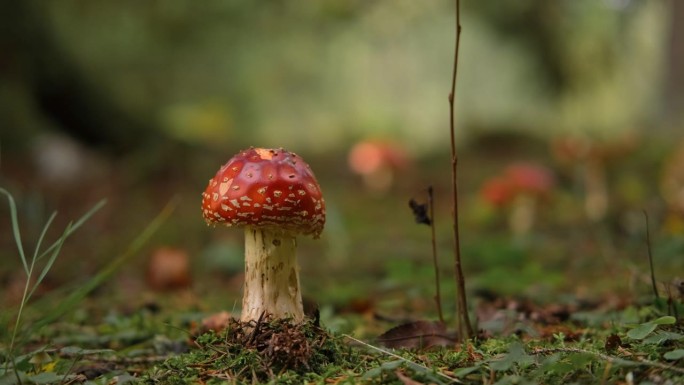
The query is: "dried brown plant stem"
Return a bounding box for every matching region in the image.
[644,210,659,300]
[427,186,445,324]
[448,0,473,340]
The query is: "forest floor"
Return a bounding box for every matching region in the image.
[1,136,684,384]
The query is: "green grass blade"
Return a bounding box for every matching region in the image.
[31,211,57,264]
[28,222,73,301]
[36,199,106,261]
[31,197,179,331]
[0,187,29,274]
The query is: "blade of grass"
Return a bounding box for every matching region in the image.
[4,196,105,381]
[6,220,68,374]
[29,222,73,300]
[343,334,457,384]
[31,211,57,263]
[31,196,179,331]
[0,188,29,274]
[36,199,106,261]
[643,211,659,300]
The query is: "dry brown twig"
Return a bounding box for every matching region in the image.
[428,186,445,324]
[448,0,473,340]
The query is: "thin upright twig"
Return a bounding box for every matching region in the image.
[448,0,473,339]
[427,187,444,324]
[644,210,659,300]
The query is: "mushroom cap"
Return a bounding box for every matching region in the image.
[201,147,326,238]
[504,162,555,196]
[480,175,515,207]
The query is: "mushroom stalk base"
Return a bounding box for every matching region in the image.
[241,228,304,323]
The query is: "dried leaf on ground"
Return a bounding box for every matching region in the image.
[377,320,454,349]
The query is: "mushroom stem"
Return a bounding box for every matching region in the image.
[241,227,304,323]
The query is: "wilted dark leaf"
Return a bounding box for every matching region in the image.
[377,320,454,349]
[604,334,622,352]
[408,199,431,225]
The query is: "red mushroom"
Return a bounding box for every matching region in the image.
[504,162,555,197]
[551,135,636,221]
[504,162,555,235]
[480,162,555,235]
[201,147,325,323]
[480,175,515,208]
[347,140,411,193]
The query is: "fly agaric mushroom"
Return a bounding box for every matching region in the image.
[480,162,555,235]
[504,162,555,235]
[201,147,325,323]
[551,135,636,221]
[347,140,411,194]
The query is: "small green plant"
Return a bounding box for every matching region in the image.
[625,316,676,340]
[0,187,105,382]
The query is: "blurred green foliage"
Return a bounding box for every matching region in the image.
[0,1,673,154]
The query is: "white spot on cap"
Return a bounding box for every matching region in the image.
[219,179,233,196]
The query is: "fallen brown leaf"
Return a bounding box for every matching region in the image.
[377,320,455,349]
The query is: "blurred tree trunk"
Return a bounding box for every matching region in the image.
[0,0,159,155]
[666,0,684,125]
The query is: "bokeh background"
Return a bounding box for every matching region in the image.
[1,1,683,325]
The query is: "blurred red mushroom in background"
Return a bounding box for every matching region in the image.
[347,140,412,194]
[551,135,636,221]
[146,247,192,291]
[480,162,556,235]
[480,176,515,208]
[505,162,555,197]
